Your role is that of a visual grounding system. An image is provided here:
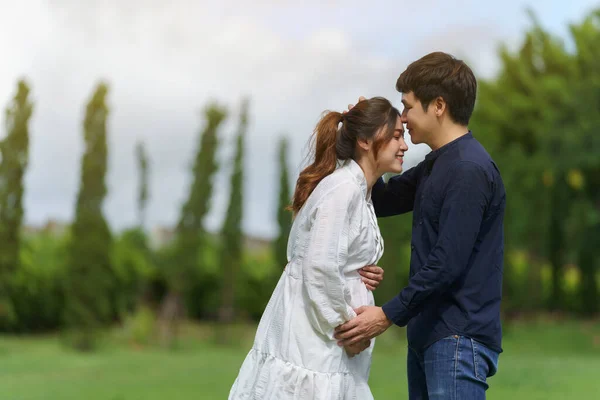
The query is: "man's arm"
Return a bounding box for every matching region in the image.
[334,161,491,347]
[371,163,422,217]
[381,161,491,326]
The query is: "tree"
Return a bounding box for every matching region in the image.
[273,137,292,271]
[469,17,568,310]
[136,140,149,229]
[158,101,227,347]
[111,227,155,319]
[0,80,33,328]
[566,10,600,314]
[63,83,113,350]
[218,98,249,329]
[470,8,600,314]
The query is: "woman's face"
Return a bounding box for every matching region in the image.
[376,116,408,174]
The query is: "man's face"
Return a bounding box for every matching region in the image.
[401,91,436,146]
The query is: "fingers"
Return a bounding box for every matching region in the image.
[335,306,373,345]
[361,265,382,273]
[335,324,365,346]
[338,334,364,347]
[345,347,357,358]
[360,267,383,282]
[354,306,368,315]
[335,319,358,334]
[361,266,383,278]
[360,267,383,290]
[344,96,366,114]
[345,338,372,357]
[359,270,381,281]
[334,325,361,341]
[362,279,379,291]
[360,339,371,351]
[345,340,370,357]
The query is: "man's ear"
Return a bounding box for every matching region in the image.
[433,96,446,117]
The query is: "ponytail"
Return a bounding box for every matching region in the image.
[289,111,343,215]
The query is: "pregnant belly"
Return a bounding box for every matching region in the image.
[345,278,374,309]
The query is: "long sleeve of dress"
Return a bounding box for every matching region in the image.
[301,183,358,340]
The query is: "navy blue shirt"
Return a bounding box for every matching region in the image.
[372,132,506,353]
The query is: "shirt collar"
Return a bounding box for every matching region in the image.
[343,158,369,200]
[425,131,473,162]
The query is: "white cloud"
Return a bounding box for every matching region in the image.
[0,1,429,238]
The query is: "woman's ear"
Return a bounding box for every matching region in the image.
[357,138,370,152]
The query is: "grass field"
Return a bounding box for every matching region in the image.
[0,318,598,399]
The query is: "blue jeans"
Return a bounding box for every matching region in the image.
[407,335,499,400]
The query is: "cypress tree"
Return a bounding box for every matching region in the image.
[0,80,33,328]
[218,98,249,326]
[63,83,113,350]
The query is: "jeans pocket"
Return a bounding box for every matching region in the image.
[470,338,498,382]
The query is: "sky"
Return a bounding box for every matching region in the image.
[0,0,597,239]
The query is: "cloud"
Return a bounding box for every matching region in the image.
[1,1,430,238]
[4,0,584,238]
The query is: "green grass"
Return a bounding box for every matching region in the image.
[0,319,599,399]
[368,319,600,400]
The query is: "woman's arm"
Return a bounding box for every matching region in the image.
[301,183,359,340]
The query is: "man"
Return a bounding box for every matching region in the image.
[338,52,506,399]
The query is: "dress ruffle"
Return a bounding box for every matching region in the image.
[228,348,372,400]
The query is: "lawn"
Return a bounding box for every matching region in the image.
[0,318,598,399]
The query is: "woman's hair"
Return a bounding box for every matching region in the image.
[289,96,400,215]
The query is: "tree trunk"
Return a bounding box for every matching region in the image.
[579,223,599,316]
[158,290,184,349]
[548,186,565,311]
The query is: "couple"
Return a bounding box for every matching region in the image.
[229,52,506,400]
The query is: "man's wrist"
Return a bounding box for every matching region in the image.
[381,301,402,326]
[378,307,393,328]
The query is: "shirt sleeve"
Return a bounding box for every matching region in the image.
[382,161,491,326]
[371,163,422,217]
[302,183,358,340]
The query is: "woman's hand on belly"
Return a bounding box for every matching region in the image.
[359,265,384,291]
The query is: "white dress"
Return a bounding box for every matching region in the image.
[229,159,384,400]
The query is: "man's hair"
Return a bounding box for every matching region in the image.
[396,52,477,125]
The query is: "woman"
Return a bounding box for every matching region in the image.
[229,97,408,399]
